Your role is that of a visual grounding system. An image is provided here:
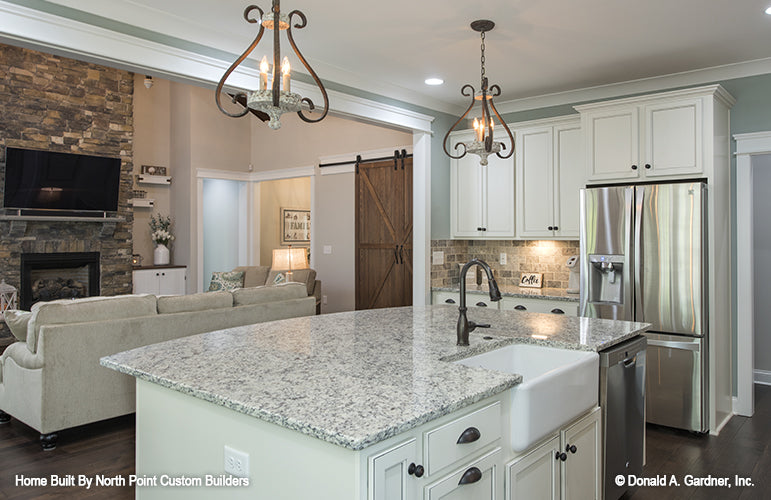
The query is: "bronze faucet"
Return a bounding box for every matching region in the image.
[457,258,502,346]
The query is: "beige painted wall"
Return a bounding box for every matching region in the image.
[259,177,311,265]
[132,74,171,264]
[250,112,412,312]
[250,112,411,170]
[134,76,413,306]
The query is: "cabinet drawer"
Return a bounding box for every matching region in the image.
[432,291,500,310]
[499,297,577,316]
[425,447,502,500]
[425,401,501,475]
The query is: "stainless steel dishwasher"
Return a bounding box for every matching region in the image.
[600,335,646,500]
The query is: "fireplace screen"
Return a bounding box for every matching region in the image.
[20,252,100,309]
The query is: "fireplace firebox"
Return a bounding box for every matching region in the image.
[20,253,100,310]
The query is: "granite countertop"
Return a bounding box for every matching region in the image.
[433,284,580,302]
[101,305,648,451]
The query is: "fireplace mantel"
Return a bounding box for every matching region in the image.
[0,215,126,237]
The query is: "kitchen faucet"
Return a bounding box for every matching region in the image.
[457,258,502,346]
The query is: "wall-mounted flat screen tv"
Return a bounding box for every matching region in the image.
[3,147,121,213]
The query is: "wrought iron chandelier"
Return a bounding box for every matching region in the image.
[443,20,514,166]
[215,1,329,129]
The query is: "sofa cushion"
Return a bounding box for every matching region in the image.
[232,282,307,306]
[158,291,233,314]
[4,310,31,341]
[267,268,316,295]
[208,271,244,292]
[26,294,158,354]
[232,266,270,288]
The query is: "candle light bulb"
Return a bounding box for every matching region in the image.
[259,55,270,91]
[281,56,291,92]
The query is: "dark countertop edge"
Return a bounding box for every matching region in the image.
[432,286,580,303]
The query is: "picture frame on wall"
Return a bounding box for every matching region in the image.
[141,165,167,176]
[281,208,310,245]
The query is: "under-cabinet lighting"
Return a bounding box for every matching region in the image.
[531,334,548,340]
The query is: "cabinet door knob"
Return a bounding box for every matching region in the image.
[476,227,483,231]
[550,308,565,314]
[408,463,424,478]
[644,163,652,169]
[547,226,554,231]
[456,426,481,444]
[631,164,638,170]
[514,305,527,311]
[458,467,482,485]
[567,444,577,454]
[553,226,559,231]
[556,452,568,462]
[475,301,488,307]
[444,298,456,304]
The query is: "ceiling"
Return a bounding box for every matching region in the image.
[11,0,771,113]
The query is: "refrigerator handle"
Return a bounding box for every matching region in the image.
[634,186,644,322]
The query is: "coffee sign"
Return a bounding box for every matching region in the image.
[519,273,543,288]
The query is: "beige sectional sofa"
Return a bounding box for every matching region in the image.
[231,265,321,313]
[0,282,315,450]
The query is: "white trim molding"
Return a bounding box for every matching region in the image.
[318,145,413,176]
[733,131,771,417]
[755,370,771,386]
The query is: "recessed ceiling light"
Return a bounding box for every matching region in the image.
[766,6,771,14]
[425,78,444,86]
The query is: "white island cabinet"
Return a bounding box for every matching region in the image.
[101,306,648,500]
[135,380,598,500]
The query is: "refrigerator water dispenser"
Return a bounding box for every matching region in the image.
[587,255,625,304]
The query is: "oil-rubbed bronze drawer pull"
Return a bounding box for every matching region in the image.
[456,426,481,444]
[458,467,482,485]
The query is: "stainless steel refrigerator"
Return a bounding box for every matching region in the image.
[579,182,708,433]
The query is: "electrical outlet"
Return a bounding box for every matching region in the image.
[323,245,332,255]
[432,251,444,265]
[499,252,507,265]
[224,445,249,478]
[322,295,328,305]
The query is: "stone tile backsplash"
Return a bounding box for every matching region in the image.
[431,240,580,290]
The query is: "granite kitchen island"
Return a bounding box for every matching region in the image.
[101,305,649,500]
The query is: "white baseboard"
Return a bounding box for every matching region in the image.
[754,369,771,386]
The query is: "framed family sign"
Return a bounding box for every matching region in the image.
[281,208,310,244]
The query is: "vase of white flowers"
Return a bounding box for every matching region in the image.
[150,213,175,266]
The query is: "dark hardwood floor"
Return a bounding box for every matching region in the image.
[624,384,771,500]
[0,415,135,499]
[0,386,769,499]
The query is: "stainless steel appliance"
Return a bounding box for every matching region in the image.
[600,336,646,500]
[579,182,708,433]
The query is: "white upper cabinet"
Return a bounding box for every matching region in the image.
[515,117,583,239]
[450,130,515,239]
[577,86,731,183]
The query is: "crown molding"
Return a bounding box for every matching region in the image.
[495,58,771,114]
[0,0,435,134]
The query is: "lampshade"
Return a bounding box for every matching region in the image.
[271,247,308,271]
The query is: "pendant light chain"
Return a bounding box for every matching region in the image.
[480,30,486,86]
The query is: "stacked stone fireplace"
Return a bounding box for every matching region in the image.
[0,43,135,339]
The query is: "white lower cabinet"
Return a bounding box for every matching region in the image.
[499,296,578,316]
[506,407,601,500]
[368,394,600,500]
[425,448,503,500]
[132,266,186,295]
[370,438,418,500]
[432,290,499,310]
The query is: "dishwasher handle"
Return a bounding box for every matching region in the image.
[647,338,700,352]
[622,354,637,367]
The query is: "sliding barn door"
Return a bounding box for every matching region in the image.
[355,157,413,310]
